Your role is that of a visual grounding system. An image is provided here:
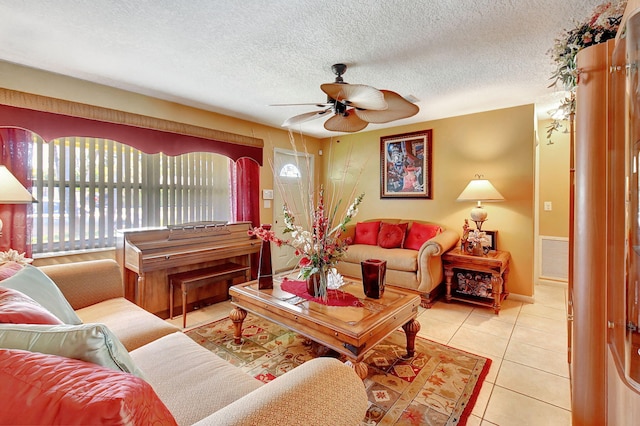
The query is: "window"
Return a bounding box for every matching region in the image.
[279,163,301,178]
[30,135,231,254]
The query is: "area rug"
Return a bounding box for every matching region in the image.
[186,314,490,425]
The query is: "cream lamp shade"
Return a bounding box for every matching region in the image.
[0,165,36,236]
[456,176,504,230]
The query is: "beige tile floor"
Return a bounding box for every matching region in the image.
[167,283,571,426]
[420,284,571,426]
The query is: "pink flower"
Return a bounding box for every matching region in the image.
[299,257,311,267]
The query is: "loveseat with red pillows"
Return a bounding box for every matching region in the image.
[336,219,459,307]
[0,259,368,425]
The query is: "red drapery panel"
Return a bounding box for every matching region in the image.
[0,129,32,255]
[231,158,261,279]
[232,158,261,228]
[0,104,263,164]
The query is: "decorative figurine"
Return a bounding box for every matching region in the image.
[461,219,470,251]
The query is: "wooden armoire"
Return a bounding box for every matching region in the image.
[572,3,640,424]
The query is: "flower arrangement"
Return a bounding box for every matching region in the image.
[460,220,491,256]
[249,186,364,298]
[546,1,626,140]
[466,229,491,248]
[0,249,33,265]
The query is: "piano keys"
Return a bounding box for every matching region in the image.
[115,221,260,317]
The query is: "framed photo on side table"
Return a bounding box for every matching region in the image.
[380,129,433,199]
[484,230,497,251]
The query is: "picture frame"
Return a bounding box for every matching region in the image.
[484,230,497,251]
[380,129,433,198]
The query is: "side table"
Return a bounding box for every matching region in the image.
[442,248,510,314]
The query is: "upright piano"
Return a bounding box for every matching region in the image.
[115,221,260,317]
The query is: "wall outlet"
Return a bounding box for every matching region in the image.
[544,201,552,211]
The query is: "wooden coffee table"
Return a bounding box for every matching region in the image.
[229,274,421,379]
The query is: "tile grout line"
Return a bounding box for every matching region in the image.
[490,383,572,413]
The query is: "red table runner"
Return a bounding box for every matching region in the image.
[280,278,364,307]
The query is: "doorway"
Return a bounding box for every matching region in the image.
[272,148,314,273]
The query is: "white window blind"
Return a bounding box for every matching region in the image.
[30,135,231,254]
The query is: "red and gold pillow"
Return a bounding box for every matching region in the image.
[353,221,381,246]
[403,222,442,250]
[377,222,408,249]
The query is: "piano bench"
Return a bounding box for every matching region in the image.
[169,262,250,328]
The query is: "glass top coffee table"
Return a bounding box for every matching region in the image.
[229,273,421,379]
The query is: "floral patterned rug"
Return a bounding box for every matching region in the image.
[186,314,490,425]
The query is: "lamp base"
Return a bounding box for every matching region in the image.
[469,205,487,231]
[472,219,486,231]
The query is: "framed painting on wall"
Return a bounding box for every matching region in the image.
[380,129,433,199]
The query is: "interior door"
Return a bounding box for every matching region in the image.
[272,149,314,273]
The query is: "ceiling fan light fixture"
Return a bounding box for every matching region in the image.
[277,63,419,133]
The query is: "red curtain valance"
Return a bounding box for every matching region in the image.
[0,104,262,165]
[0,87,263,165]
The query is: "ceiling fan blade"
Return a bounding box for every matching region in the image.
[354,90,419,123]
[282,109,331,127]
[320,83,387,110]
[324,110,369,132]
[270,102,332,107]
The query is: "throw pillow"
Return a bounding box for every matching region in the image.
[0,264,82,324]
[377,222,408,249]
[0,287,63,325]
[0,349,177,426]
[354,221,381,245]
[404,222,442,250]
[0,261,23,281]
[0,322,145,377]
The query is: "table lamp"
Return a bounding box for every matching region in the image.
[0,165,36,237]
[456,175,504,230]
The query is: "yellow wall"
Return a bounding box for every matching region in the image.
[320,105,536,297]
[1,61,535,297]
[538,118,570,237]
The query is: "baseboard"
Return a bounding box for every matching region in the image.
[508,292,535,304]
[537,278,568,288]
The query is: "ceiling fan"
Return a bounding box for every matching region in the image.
[277,63,419,133]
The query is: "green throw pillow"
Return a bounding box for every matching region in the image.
[0,322,144,378]
[0,265,81,325]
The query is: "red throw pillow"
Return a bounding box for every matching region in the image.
[0,349,177,426]
[354,221,381,245]
[377,222,408,249]
[403,222,442,250]
[0,286,63,325]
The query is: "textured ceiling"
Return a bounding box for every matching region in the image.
[0,0,608,138]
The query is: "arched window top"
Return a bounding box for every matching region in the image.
[279,163,301,178]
